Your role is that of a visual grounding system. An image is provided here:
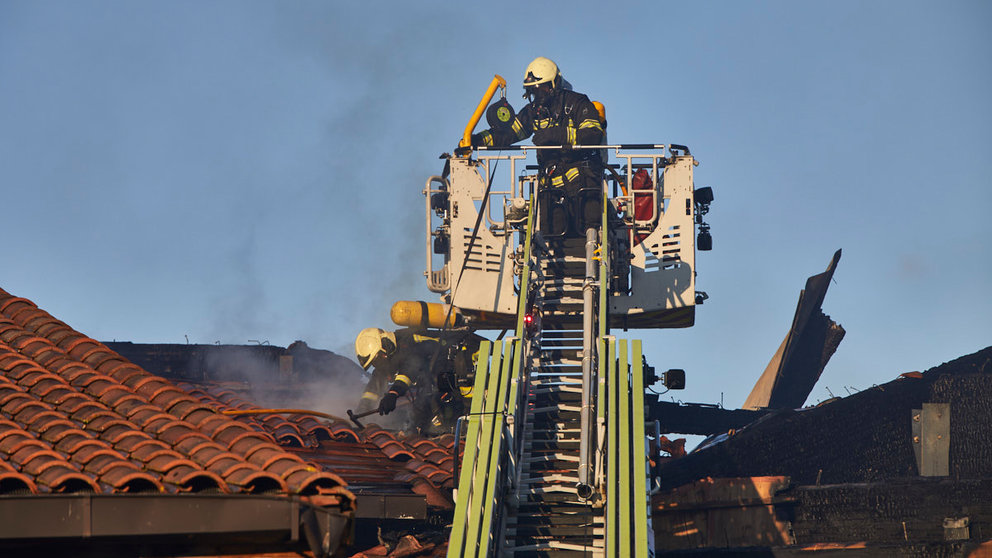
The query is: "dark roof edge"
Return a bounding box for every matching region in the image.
[0,493,350,557]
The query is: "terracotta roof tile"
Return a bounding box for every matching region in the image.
[43,327,77,348]
[28,377,69,398]
[294,416,334,440]
[98,424,144,446]
[178,436,218,458]
[35,419,78,444]
[53,431,94,455]
[376,441,416,462]
[401,474,454,509]
[328,422,361,443]
[224,467,286,493]
[162,464,226,492]
[36,464,101,493]
[120,402,160,422]
[83,452,135,476]
[414,446,449,465]
[0,287,354,509]
[0,431,40,454]
[283,468,348,496]
[99,466,163,492]
[129,439,175,461]
[113,431,153,454]
[202,453,246,476]
[175,405,220,426]
[70,442,115,465]
[0,470,37,494]
[144,452,188,474]
[5,362,42,381]
[272,426,305,447]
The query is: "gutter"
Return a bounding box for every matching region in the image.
[0,493,350,557]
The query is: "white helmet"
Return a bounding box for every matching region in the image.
[355,328,397,370]
[523,57,560,89]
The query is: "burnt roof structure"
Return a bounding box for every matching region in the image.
[660,346,992,488]
[653,345,992,555]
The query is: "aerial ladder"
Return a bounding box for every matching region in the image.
[417,77,713,557]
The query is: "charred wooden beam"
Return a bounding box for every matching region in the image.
[649,400,771,436]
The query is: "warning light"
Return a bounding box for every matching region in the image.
[524,314,533,326]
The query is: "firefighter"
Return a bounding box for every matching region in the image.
[469,57,605,236]
[355,327,479,434]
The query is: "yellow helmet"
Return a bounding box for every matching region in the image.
[523,57,560,89]
[355,328,397,370]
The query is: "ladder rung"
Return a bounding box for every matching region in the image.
[530,405,581,413]
[524,453,580,463]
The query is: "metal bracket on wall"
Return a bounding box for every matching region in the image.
[943,517,970,541]
[912,403,950,476]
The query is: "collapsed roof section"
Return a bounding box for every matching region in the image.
[650,250,846,439]
[743,249,846,410]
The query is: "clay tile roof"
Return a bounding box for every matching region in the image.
[0,287,354,510]
[179,381,460,508]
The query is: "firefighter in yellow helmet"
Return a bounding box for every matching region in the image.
[470,57,605,237]
[356,328,432,415]
[355,327,482,434]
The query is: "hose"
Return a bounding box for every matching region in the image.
[221,408,347,422]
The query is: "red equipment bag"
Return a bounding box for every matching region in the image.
[631,168,655,246]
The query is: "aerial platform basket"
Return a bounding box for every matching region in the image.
[423,144,709,330]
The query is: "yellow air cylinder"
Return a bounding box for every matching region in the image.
[391,300,461,329]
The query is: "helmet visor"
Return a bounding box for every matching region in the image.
[359,349,382,371]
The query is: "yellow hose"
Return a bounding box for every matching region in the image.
[221,408,347,422]
[459,74,507,149]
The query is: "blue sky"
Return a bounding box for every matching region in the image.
[1,1,989,410]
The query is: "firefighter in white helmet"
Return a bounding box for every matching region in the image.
[469,57,605,237]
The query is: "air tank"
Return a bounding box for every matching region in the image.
[391,300,462,329]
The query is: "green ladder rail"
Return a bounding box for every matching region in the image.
[447,196,536,558]
[603,338,652,557]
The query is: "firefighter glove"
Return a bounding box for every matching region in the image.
[379,391,399,415]
[533,125,566,146]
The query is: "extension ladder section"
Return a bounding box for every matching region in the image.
[503,328,604,556]
[503,235,604,556]
[448,196,653,557]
